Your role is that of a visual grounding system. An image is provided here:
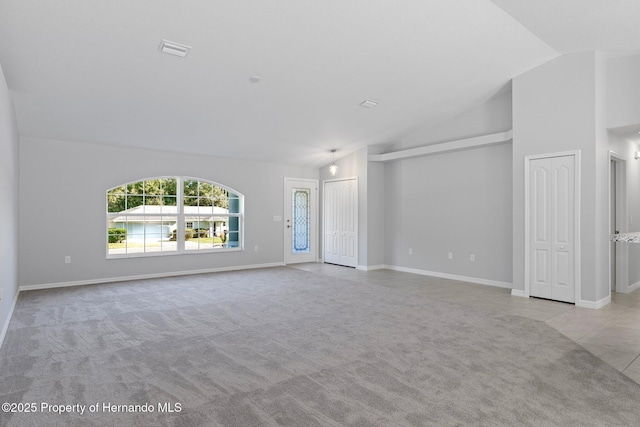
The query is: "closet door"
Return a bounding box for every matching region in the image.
[324,178,357,267]
[529,155,576,303]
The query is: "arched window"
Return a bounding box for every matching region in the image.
[106,177,243,257]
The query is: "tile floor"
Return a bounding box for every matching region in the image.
[292,263,640,385]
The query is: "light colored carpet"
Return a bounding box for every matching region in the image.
[1,267,640,426]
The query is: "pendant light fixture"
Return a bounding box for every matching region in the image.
[329,149,338,176]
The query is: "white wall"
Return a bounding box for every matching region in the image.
[366,148,385,268]
[607,54,640,129]
[379,90,513,284]
[512,51,608,305]
[595,52,611,302]
[19,137,318,288]
[394,89,513,150]
[383,143,512,283]
[0,63,19,343]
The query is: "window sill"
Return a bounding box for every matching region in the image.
[107,247,243,259]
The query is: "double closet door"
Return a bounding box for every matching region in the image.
[529,155,577,303]
[323,178,357,268]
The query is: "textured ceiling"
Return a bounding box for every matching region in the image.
[1,1,632,167]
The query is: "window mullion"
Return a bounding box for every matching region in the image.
[177,177,185,252]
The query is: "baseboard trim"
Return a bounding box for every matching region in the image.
[356,264,385,271]
[0,289,20,349]
[511,289,527,298]
[384,265,512,289]
[19,262,286,292]
[576,295,611,309]
[624,280,640,294]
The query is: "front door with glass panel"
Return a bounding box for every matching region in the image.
[284,178,318,264]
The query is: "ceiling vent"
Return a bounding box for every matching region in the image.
[359,99,378,109]
[159,39,191,57]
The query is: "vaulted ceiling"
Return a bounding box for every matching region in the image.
[1,1,639,167]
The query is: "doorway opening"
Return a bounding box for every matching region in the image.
[609,152,628,293]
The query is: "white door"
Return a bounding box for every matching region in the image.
[324,178,357,267]
[529,155,576,303]
[284,178,318,264]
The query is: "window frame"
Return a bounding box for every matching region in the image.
[106,176,244,259]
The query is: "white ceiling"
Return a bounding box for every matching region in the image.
[490,0,640,56]
[0,1,638,167]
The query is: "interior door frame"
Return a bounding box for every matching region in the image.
[609,151,629,293]
[283,177,319,264]
[523,150,581,302]
[322,176,359,267]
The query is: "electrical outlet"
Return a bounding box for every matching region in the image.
[470,254,475,262]
[254,245,259,252]
[448,252,453,260]
[408,248,413,255]
[0,288,2,300]
[65,256,71,264]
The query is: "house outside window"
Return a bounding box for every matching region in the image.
[107,177,243,257]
